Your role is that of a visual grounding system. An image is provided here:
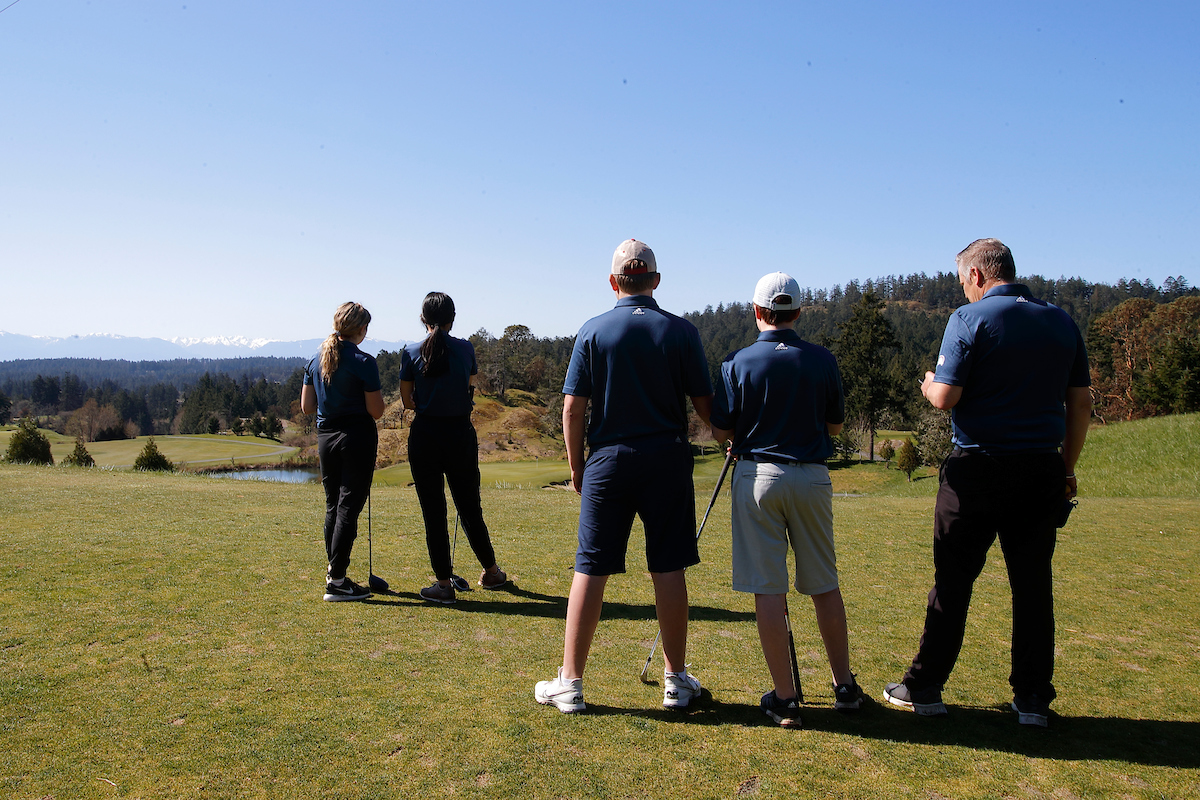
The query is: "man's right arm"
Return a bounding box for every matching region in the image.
[563,394,588,494]
[922,371,963,410]
[1063,386,1091,499]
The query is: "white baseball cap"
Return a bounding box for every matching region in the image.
[753,272,801,311]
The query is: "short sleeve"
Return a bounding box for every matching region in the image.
[709,352,739,431]
[562,335,592,397]
[398,348,415,382]
[934,311,973,386]
[682,325,713,398]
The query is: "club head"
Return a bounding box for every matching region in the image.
[368,574,389,593]
[451,575,471,592]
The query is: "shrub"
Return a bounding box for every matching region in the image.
[133,437,174,472]
[879,439,896,465]
[896,440,920,482]
[62,437,96,468]
[913,406,954,466]
[4,416,54,465]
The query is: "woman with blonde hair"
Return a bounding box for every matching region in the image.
[400,292,505,604]
[301,302,386,601]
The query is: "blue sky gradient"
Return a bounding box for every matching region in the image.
[2,1,1196,343]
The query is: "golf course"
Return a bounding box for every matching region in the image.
[2,414,1198,798]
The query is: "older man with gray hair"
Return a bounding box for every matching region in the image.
[884,238,1091,728]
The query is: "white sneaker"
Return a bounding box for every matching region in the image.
[534,667,585,713]
[663,670,702,709]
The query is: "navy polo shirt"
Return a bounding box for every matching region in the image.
[563,295,712,448]
[711,329,844,463]
[398,335,478,417]
[304,341,381,429]
[934,283,1090,453]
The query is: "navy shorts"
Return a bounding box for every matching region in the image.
[575,438,699,576]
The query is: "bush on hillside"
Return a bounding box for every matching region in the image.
[4,415,54,465]
[879,439,895,465]
[133,437,174,472]
[62,437,96,467]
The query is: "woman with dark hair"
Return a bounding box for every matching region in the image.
[400,292,505,604]
[301,301,386,602]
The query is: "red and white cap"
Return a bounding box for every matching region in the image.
[611,239,657,275]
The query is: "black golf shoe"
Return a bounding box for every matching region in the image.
[324,578,371,602]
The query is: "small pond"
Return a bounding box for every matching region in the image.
[209,468,320,484]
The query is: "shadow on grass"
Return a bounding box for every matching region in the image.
[792,699,1200,768]
[552,696,1200,767]
[364,582,755,623]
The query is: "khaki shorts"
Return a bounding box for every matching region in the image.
[730,460,838,595]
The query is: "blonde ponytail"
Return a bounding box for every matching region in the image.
[319,302,372,383]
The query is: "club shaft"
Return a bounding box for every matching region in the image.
[784,597,803,703]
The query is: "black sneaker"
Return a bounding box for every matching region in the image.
[324,578,371,602]
[883,681,948,716]
[1012,694,1050,727]
[834,675,865,712]
[760,690,802,728]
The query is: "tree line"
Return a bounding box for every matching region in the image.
[3,271,1195,454]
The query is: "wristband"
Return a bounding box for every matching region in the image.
[1065,473,1076,479]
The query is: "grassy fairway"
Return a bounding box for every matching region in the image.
[0,428,297,468]
[2,416,1198,798]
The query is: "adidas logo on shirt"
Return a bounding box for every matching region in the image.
[632,308,646,315]
[775,343,788,351]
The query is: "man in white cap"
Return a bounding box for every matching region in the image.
[710,271,863,727]
[535,239,714,713]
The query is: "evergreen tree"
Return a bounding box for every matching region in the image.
[62,437,96,467]
[833,292,902,460]
[133,437,174,472]
[4,415,54,465]
[896,440,920,482]
[0,388,11,424]
[879,439,895,466]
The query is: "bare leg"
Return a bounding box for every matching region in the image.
[651,569,689,674]
[755,593,796,700]
[812,587,852,685]
[563,572,608,680]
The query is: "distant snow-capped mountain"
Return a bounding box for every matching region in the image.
[0,331,411,361]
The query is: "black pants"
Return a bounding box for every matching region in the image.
[904,448,1064,701]
[317,416,378,581]
[408,414,496,580]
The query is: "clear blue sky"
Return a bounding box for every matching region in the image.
[3,1,1197,343]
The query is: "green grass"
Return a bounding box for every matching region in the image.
[0,429,298,469]
[1076,412,1200,497]
[1,416,1198,798]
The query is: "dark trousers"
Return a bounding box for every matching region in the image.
[408,415,496,580]
[317,416,378,581]
[904,448,1064,701]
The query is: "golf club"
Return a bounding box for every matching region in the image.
[783,596,804,703]
[640,449,735,683]
[450,513,470,592]
[367,493,389,593]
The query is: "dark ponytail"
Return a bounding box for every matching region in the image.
[419,292,456,378]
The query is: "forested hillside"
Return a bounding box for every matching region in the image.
[2,272,1194,446]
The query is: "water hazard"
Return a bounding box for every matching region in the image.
[209,468,320,484]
